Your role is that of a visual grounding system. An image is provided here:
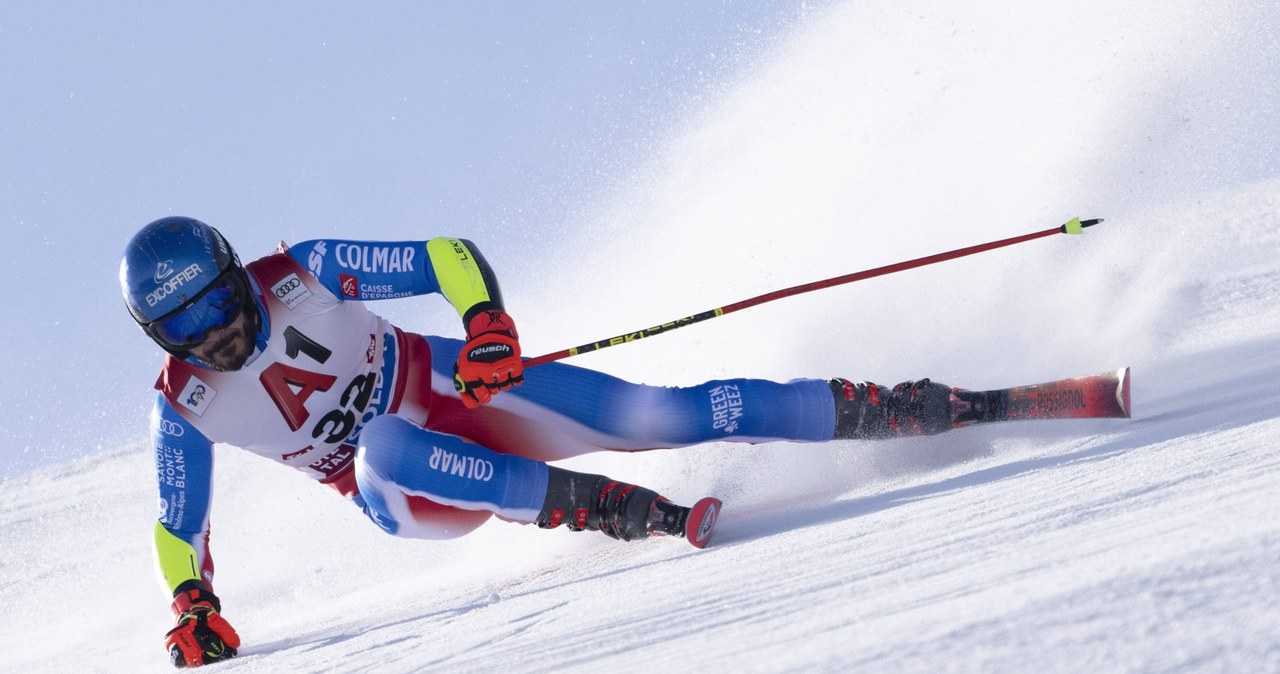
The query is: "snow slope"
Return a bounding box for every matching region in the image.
[4,2,1280,672]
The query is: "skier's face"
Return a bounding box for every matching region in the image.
[192,310,254,371]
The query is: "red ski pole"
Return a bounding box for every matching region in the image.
[525,217,1102,368]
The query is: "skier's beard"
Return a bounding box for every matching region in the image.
[195,314,254,371]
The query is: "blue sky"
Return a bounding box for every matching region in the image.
[0,2,820,473]
[5,1,1278,476]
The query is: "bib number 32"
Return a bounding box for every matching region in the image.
[259,326,376,443]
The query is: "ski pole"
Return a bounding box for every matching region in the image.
[525,217,1103,368]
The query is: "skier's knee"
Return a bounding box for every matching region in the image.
[355,414,419,476]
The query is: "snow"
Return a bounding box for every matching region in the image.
[4,2,1280,672]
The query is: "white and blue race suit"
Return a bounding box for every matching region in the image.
[149,237,838,597]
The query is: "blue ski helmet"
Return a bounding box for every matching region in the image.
[120,217,259,360]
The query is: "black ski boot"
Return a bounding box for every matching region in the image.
[535,466,718,545]
[829,378,954,439]
[949,388,1007,426]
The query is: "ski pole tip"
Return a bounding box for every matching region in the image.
[1061,217,1103,235]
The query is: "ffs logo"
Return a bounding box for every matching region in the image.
[153,260,174,284]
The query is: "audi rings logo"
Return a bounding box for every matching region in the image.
[274,277,301,297]
[158,419,185,436]
[271,272,312,310]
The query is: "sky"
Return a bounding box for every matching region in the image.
[0,2,823,475]
[2,1,1277,476]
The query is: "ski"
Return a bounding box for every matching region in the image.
[950,367,1131,427]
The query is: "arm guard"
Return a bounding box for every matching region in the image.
[155,521,207,595]
[425,237,507,323]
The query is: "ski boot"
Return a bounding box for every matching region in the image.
[828,378,954,439]
[535,466,721,548]
[949,388,1007,426]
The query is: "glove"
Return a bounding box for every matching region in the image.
[163,583,241,668]
[454,309,523,408]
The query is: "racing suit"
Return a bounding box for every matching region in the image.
[149,238,838,597]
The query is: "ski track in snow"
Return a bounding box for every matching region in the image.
[5,2,1280,672]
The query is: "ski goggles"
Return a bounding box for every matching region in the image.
[142,269,249,350]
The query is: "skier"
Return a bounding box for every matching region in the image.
[120,216,963,667]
